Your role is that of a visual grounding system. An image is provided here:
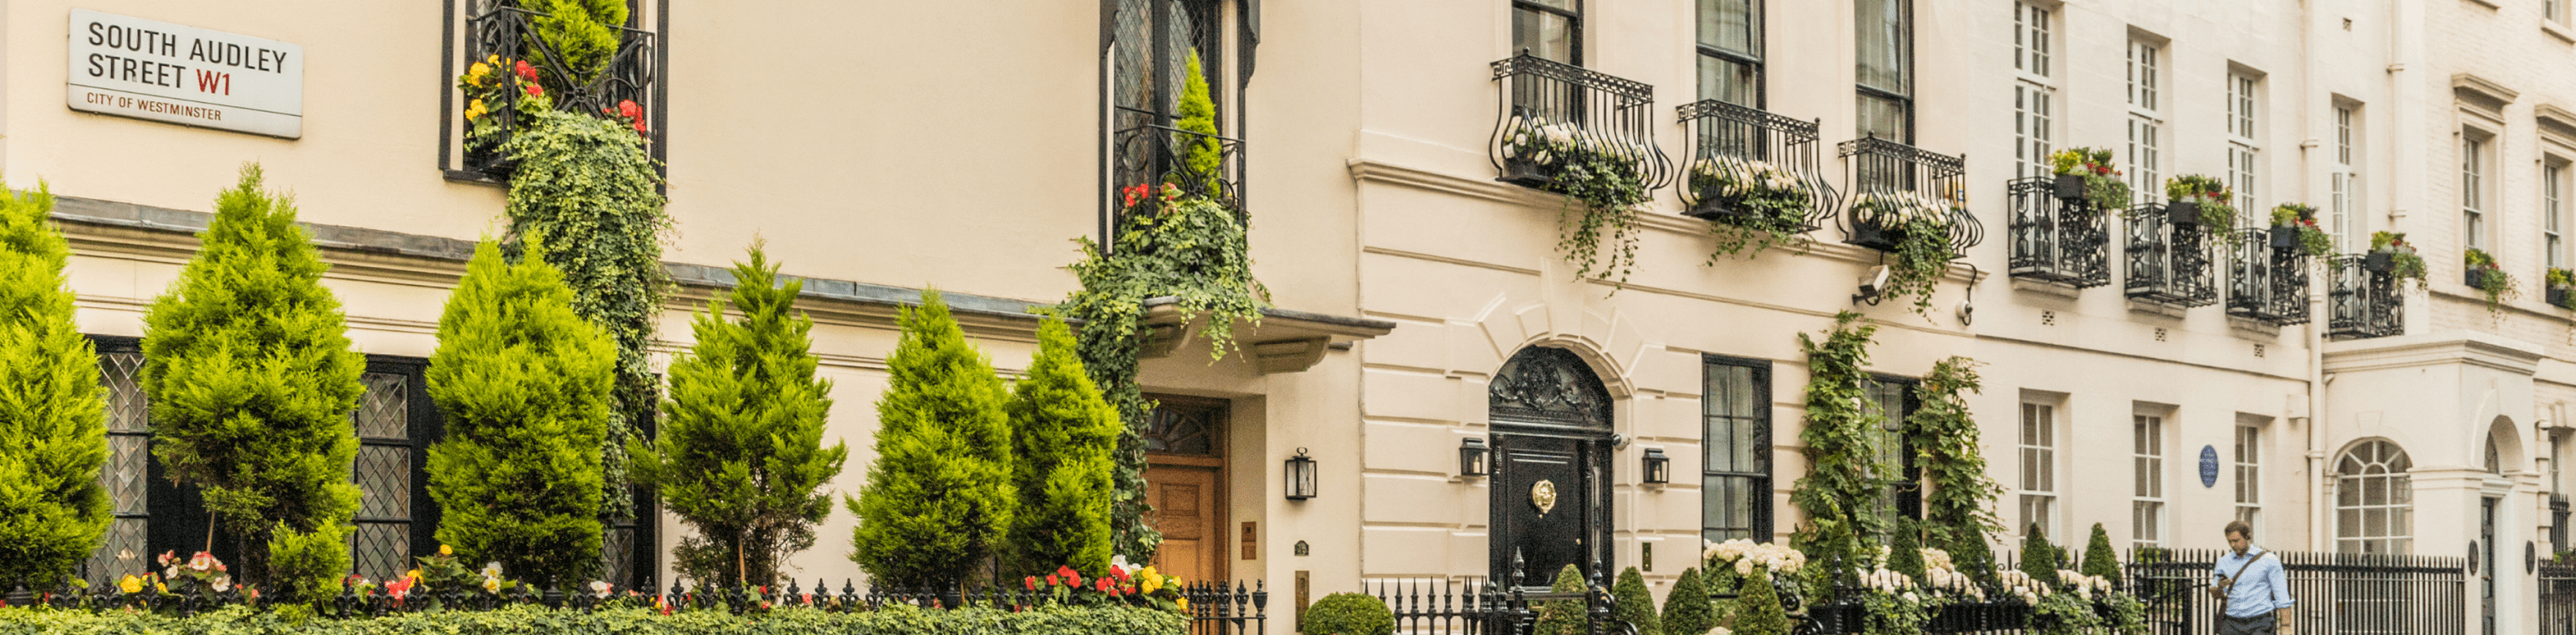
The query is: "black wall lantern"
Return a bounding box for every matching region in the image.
[1641,448,1670,484]
[1285,447,1318,500]
[1460,438,1490,477]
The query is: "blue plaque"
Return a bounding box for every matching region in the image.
[2199,445,2221,487]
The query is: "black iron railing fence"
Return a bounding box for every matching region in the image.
[2227,230,2311,325]
[452,5,660,180]
[2008,177,2112,289]
[2544,556,2576,635]
[1836,136,1980,254]
[2132,548,2464,635]
[2124,204,2219,308]
[1675,100,1838,230]
[1111,120,1248,221]
[2326,255,2404,340]
[1369,577,1629,635]
[1487,53,1672,192]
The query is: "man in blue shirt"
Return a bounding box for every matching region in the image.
[2208,520,2295,635]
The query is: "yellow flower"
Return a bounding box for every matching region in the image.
[1178,597,1190,611]
[440,545,453,556]
[406,569,422,581]
[468,62,489,78]
[482,578,501,593]
[118,576,142,594]
[1139,572,1163,595]
[155,583,166,594]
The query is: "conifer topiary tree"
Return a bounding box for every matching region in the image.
[1531,565,1589,635]
[1950,524,2000,587]
[2020,523,2060,582]
[844,291,1016,589]
[1662,568,1716,635]
[2081,522,2120,579]
[1174,50,1224,187]
[0,180,111,592]
[425,240,617,587]
[1888,521,1927,581]
[141,165,364,592]
[1732,564,1793,635]
[1002,318,1120,578]
[631,245,848,589]
[523,0,629,85]
[1613,566,1662,635]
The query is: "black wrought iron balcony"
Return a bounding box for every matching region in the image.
[2327,255,2403,340]
[2227,230,2311,325]
[1675,100,1837,231]
[2006,177,2111,288]
[2123,203,2218,307]
[1834,136,1980,254]
[1110,122,1247,218]
[451,5,659,181]
[1488,53,1672,192]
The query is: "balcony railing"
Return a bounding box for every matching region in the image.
[1676,100,1837,230]
[1488,53,1672,192]
[2327,255,2404,340]
[451,5,660,181]
[1835,136,1980,253]
[2227,229,2311,325]
[1110,122,1247,221]
[2122,203,2218,307]
[2006,177,2111,288]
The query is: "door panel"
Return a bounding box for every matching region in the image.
[1146,465,1223,584]
[1491,434,1605,588]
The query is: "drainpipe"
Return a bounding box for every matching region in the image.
[2301,0,2331,553]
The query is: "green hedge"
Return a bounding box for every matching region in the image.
[0,603,1188,635]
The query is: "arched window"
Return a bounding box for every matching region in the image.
[2336,440,2413,553]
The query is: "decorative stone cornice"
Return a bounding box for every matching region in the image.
[2322,330,2545,375]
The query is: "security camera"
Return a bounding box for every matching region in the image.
[1854,265,1891,304]
[1956,298,1975,326]
[1611,433,1631,449]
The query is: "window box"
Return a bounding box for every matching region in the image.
[2328,255,2404,340]
[2549,285,2573,310]
[2468,266,2501,289]
[2166,200,2202,227]
[1677,100,1837,232]
[1487,53,1672,195]
[2008,178,2111,289]
[2124,203,2219,308]
[446,4,660,183]
[2269,225,2300,250]
[2053,173,2088,201]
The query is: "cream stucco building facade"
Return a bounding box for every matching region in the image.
[18,0,2576,631]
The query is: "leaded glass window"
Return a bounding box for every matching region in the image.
[350,372,416,584]
[83,345,151,587]
[1145,395,1224,457]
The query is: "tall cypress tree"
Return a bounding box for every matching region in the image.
[631,245,847,588]
[425,240,617,587]
[0,181,111,591]
[844,291,1015,589]
[141,165,364,591]
[1003,318,1119,578]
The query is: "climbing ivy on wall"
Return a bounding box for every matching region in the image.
[1904,356,2005,585]
[1789,311,1887,587]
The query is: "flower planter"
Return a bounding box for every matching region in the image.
[1847,219,1907,252]
[2469,268,2494,288]
[1683,185,1746,222]
[2550,286,2573,309]
[1499,156,1560,189]
[2167,201,2202,227]
[2269,226,2300,250]
[2053,174,2087,201]
[2365,251,2395,274]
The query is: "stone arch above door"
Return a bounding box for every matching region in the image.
[1489,346,1614,430]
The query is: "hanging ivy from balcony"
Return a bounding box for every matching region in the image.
[1498,118,1653,288]
[500,108,672,523]
[1064,51,1267,565]
[1849,191,1960,318]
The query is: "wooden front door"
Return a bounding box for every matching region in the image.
[1144,395,1227,584]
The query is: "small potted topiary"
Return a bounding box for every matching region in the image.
[2163,175,2236,233]
[2268,203,2333,257]
[2047,148,2130,210]
[2548,268,2576,310]
[1303,592,1395,635]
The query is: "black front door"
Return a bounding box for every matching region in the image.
[1486,346,1616,589]
[1492,433,1609,588]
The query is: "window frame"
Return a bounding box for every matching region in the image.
[1854,0,1914,143]
[347,356,444,586]
[2127,40,2163,203]
[2465,130,2494,252]
[2012,3,2054,180]
[2227,72,2261,211]
[2334,105,2363,251]
[2019,401,2059,541]
[1865,374,1923,527]
[2133,412,2167,549]
[1700,354,1774,544]
[1512,0,1583,67]
[2235,420,2263,538]
[2336,439,2415,554]
[2548,157,2569,271]
[1696,0,1764,107]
